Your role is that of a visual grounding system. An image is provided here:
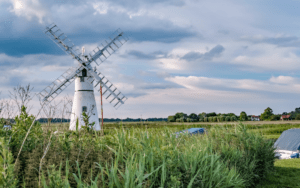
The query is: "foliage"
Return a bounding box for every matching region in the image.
[295,114,300,120]
[0,109,285,188]
[270,115,281,121]
[240,111,248,121]
[225,116,231,122]
[260,107,274,121]
[167,116,175,122]
[0,137,18,187]
[206,112,217,117]
[231,116,237,121]
[174,112,187,120]
[10,106,43,153]
[188,113,198,121]
[81,112,95,132]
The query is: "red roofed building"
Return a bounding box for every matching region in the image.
[251,115,260,121]
[280,115,291,121]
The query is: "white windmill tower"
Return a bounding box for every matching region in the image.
[38,23,128,130]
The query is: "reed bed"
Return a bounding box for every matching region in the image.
[0,118,276,187]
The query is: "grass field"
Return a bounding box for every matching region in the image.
[257,158,300,188]
[2,118,300,187]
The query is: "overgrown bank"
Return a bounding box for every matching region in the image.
[0,108,276,187]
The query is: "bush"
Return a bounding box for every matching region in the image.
[208,117,213,122]
[203,117,208,122]
[295,114,300,120]
[225,116,231,122]
[231,116,237,121]
[213,117,218,122]
[167,116,176,122]
[220,116,225,122]
[0,137,18,187]
[198,118,204,122]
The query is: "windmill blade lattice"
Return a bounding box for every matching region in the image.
[88,29,129,66]
[87,72,127,109]
[45,23,82,61]
[38,65,84,104]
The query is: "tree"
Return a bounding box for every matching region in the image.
[260,107,273,121]
[9,84,33,114]
[282,112,288,115]
[188,113,198,121]
[168,116,176,122]
[230,116,237,121]
[295,114,300,120]
[206,112,217,117]
[225,116,230,122]
[174,112,187,120]
[240,111,248,121]
[213,117,217,122]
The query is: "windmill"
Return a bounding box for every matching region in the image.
[37,23,128,130]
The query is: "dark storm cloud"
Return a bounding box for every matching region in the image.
[181,45,225,61]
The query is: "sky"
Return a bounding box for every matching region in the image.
[1,0,300,119]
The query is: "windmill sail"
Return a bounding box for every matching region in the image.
[45,23,84,63]
[40,23,128,109]
[87,71,127,109]
[38,65,84,104]
[88,29,129,66]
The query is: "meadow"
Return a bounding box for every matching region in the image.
[0,110,300,187]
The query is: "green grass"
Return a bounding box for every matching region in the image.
[257,159,300,188]
[6,119,300,187]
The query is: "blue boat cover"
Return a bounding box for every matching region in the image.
[274,128,300,151]
[176,128,206,136]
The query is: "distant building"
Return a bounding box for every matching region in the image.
[280,115,291,121]
[251,115,260,121]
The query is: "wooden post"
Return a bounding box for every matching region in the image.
[100,83,104,134]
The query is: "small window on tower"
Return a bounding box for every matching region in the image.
[80,77,84,82]
[82,69,87,77]
[82,106,87,112]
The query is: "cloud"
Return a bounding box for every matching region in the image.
[181,45,225,61]
[241,35,300,47]
[127,50,168,60]
[269,76,297,84]
[8,0,49,24]
[165,75,300,94]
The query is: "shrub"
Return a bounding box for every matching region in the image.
[167,116,176,122]
[225,116,231,122]
[0,137,18,187]
[231,116,237,121]
[208,117,213,122]
[203,117,208,122]
[213,117,217,122]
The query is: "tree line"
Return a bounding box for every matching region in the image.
[168,106,300,122]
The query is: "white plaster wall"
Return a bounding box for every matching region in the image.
[70,74,100,131]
